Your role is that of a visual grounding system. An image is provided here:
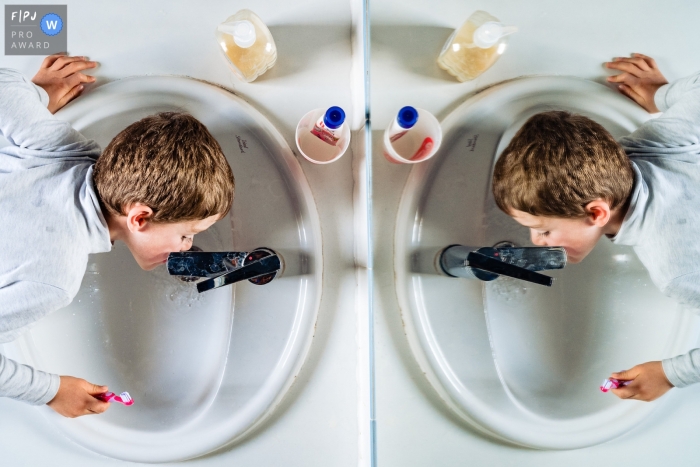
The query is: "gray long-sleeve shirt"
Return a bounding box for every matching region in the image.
[611,71,700,388]
[0,69,111,405]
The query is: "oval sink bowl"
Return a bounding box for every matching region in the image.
[395,76,700,449]
[8,76,321,462]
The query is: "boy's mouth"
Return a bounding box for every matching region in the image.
[566,252,582,264]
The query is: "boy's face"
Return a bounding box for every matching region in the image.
[126,215,220,270]
[509,210,604,264]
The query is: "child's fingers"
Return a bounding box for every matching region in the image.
[87,383,109,396]
[57,83,85,108]
[610,380,639,399]
[616,56,652,71]
[605,60,645,77]
[632,53,658,69]
[66,72,96,89]
[606,72,632,84]
[79,73,96,84]
[58,60,97,78]
[40,53,66,69]
[60,60,97,77]
[49,55,86,71]
[86,398,110,415]
[611,366,641,381]
[612,56,651,71]
[611,384,637,399]
[86,383,110,414]
[618,84,645,104]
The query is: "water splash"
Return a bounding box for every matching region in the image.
[485,275,528,302]
[153,267,204,310]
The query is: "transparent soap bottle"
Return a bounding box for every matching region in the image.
[437,11,517,82]
[216,10,277,82]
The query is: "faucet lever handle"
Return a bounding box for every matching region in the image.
[467,251,554,287]
[495,246,567,271]
[196,253,282,293]
[167,251,248,278]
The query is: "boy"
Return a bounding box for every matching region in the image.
[492,53,700,403]
[0,54,235,417]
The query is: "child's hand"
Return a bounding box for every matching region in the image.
[609,361,673,402]
[31,54,97,114]
[605,53,668,113]
[46,376,110,418]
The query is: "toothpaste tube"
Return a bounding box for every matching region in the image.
[95,391,134,406]
[388,106,419,143]
[310,106,345,146]
[600,378,631,393]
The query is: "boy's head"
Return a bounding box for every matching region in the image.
[492,111,634,263]
[93,112,235,270]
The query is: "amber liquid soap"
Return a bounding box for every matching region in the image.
[437,11,517,82]
[216,10,277,83]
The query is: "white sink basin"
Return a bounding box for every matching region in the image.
[8,76,322,462]
[394,76,700,449]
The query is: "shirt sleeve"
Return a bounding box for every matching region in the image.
[663,348,700,388]
[0,68,101,158]
[0,352,59,405]
[0,281,68,405]
[658,269,700,387]
[619,71,700,153]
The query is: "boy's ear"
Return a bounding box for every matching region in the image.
[585,199,612,227]
[126,203,154,233]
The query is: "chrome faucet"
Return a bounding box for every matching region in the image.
[167,248,283,293]
[439,243,567,287]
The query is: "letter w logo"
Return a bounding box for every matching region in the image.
[45,20,58,30]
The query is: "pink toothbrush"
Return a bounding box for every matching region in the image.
[95,391,134,406]
[600,378,631,393]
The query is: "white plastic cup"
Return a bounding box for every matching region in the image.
[383,108,442,164]
[296,108,351,164]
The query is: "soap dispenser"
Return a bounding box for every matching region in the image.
[216,10,277,82]
[437,11,517,82]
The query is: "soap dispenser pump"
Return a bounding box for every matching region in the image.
[437,11,517,82]
[216,9,277,82]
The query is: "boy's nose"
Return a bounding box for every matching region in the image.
[531,231,548,246]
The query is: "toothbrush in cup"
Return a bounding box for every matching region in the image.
[95,391,134,406]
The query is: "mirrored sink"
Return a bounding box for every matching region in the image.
[394,76,700,449]
[6,76,322,462]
